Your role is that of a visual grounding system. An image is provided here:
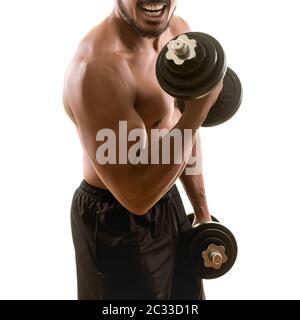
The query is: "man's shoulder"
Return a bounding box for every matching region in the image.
[64,48,134,116]
[69,19,131,80]
[170,15,192,36]
[67,48,131,93]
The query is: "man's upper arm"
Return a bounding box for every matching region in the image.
[66,54,146,209]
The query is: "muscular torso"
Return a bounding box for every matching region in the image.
[64,16,187,189]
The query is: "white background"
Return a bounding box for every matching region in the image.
[0,0,299,300]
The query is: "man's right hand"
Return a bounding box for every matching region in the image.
[184,81,223,126]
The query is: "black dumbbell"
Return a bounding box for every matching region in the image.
[156,32,243,127]
[177,213,238,279]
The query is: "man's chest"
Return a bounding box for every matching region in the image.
[129,57,178,129]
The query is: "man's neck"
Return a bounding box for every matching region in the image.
[110,7,167,52]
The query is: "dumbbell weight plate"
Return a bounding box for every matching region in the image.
[202,67,243,127]
[181,214,238,279]
[176,68,242,127]
[157,32,242,127]
[156,32,227,100]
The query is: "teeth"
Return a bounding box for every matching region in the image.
[143,10,162,17]
[141,3,165,12]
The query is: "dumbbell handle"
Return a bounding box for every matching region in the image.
[209,251,223,266]
[202,244,229,270]
[188,213,220,228]
[173,39,189,58]
[166,34,197,66]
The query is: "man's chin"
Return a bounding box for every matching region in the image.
[132,19,171,38]
[137,27,167,38]
[136,11,169,37]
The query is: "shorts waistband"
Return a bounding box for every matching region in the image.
[79,180,174,204]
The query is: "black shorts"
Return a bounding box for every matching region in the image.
[70,180,205,300]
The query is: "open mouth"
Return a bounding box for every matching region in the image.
[139,3,167,18]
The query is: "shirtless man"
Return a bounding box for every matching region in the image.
[63,0,223,300]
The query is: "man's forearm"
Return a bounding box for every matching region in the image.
[128,111,203,213]
[180,131,210,221]
[180,172,210,220]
